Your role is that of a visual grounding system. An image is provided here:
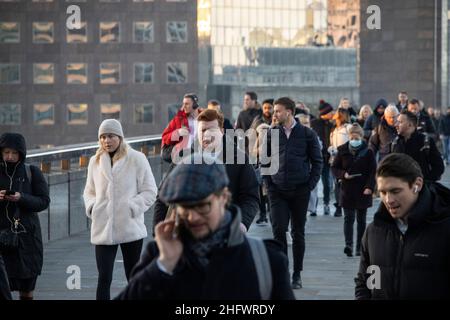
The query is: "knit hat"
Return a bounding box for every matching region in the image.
[159,153,229,205]
[318,100,333,116]
[98,119,124,139]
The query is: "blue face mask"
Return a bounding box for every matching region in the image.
[349,139,362,148]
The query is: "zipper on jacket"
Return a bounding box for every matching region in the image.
[394,232,406,298]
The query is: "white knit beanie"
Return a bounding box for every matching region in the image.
[98,119,124,139]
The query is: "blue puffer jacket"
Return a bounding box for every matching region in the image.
[263,122,323,191]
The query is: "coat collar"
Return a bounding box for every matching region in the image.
[374,184,432,230]
[98,146,129,182]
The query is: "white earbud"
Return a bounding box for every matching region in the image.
[414,185,419,193]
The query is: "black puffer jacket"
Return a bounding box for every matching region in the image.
[355,183,450,299]
[0,133,50,279]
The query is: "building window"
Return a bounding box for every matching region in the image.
[0,64,20,84]
[67,104,88,125]
[0,104,20,125]
[67,63,87,84]
[100,22,120,43]
[33,63,54,84]
[100,63,120,84]
[167,103,179,122]
[134,63,154,84]
[34,104,54,125]
[67,22,87,43]
[0,22,19,43]
[167,62,187,83]
[101,104,121,120]
[33,22,54,43]
[133,21,153,43]
[166,21,187,43]
[134,103,154,124]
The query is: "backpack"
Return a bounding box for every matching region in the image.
[247,236,272,300]
[24,163,32,184]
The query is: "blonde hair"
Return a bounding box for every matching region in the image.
[358,104,373,120]
[95,136,128,164]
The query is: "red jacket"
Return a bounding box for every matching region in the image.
[162,109,189,147]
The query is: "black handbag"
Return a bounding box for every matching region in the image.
[0,228,19,252]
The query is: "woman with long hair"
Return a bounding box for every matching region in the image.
[328,108,351,217]
[83,119,157,300]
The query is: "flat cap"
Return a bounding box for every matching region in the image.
[159,153,229,205]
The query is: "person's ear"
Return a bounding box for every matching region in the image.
[413,177,424,193]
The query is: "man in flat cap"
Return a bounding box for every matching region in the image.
[116,154,294,300]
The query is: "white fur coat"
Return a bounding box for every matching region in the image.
[83,147,157,245]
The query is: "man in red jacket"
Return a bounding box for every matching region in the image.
[161,93,201,160]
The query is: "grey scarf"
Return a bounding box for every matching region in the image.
[187,211,232,267]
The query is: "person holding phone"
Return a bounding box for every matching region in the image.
[0,133,50,300]
[83,119,157,300]
[116,154,294,300]
[331,124,376,257]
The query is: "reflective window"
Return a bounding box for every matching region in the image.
[0,104,20,125]
[134,63,154,83]
[101,104,121,120]
[67,63,87,84]
[100,22,120,43]
[67,104,88,125]
[66,22,87,43]
[166,21,187,43]
[134,103,154,124]
[100,63,120,84]
[33,63,54,84]
[0,22,19,43]
[34,104,55,125]
[167,103,179,121]
[133,22,154,43]
[33,22,54,43]
[0,64,20,84]
[167,62,187,83]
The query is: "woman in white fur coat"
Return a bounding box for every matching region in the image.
[83,119,157,300]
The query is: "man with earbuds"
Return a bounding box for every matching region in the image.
[161,93,202,161]
[355,153,450,299]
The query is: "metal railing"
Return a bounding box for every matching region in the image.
[26,135,165,243]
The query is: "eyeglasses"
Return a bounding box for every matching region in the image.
[176,201,212,218]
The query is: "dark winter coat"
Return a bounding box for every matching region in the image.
[390,131,444,182]
[153,135,260,231]
[311,118,333,163]
[0,133,50,279]
[440,113,450,136]
[355,183,450,299]
[417,111,436,136]
[369,118,397,160]
[0,255,11,300]
[263,121,323,191]
[236,108,262,132]
[364,99,387,133]
[331,142,376,209]
[116,206,295,300]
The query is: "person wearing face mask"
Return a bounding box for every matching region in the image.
[355,153,450,299]
[83,119,157,300]
[331,124,376,257]
[152,109,260,234]
[0,133,50,300]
